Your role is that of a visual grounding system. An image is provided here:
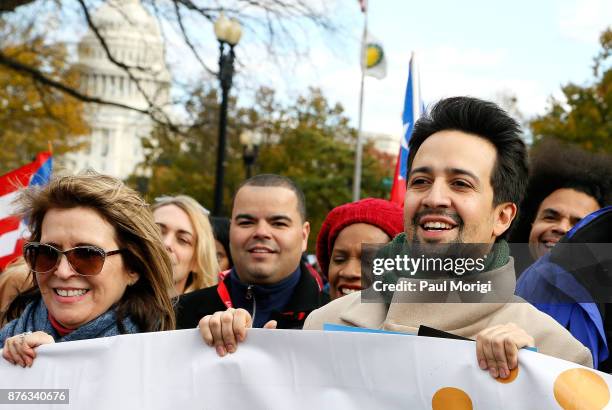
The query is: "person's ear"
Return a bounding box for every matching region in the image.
[127,271,140,286]
[493,202,517,238]
[301,221,310,252]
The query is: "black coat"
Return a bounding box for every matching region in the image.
[175,262,329,330]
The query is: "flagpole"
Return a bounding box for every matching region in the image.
[352,6,368,202]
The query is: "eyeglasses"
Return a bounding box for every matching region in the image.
[23,242,125,276]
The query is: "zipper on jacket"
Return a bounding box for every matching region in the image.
[246,285,256,323]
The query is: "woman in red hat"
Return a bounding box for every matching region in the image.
[316,198,404,300]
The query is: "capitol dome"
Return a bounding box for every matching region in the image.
[93,0,161,37]
[66,0,171,179]
[77,0,170,108]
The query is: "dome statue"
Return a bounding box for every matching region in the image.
[66,0,171,180]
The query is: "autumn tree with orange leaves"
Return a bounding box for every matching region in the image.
[0,23,89,174]
[531,28,611,153]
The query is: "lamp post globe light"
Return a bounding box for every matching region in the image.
[213,13,242,216]
[240,130,262,179]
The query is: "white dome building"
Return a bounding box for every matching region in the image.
[66,0,171,179]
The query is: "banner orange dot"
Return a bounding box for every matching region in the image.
[553,368,610,410]
[432,387,473,410]
[496,367,519,384]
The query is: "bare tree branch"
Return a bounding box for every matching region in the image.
[2,0,340,137]
[0,0,36,13]
[172,0,216,76]
[0,48,185,136]
[32,80,64,126]
[76,1,153,94]
[76,0,149,72]
[75,0,178,131]
[0,48,149,114]
[173,0,218,19]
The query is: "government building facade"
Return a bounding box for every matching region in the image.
[65,0,171,179]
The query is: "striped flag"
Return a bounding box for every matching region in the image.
[0,152,53,270]
[390,53,424,205]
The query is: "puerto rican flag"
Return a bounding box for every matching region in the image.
[390,53,424,205]
[0,152,53,271]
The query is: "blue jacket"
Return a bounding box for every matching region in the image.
[516,206,612,369]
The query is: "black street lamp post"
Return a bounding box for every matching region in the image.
[212,14,241,216]
[240,130,261,179]
[242,144,258,179]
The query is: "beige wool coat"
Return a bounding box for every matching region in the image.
[304,258,593,368]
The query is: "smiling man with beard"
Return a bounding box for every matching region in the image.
[304,97,593,377]
[175,175,328,349]
[193,98,592,381]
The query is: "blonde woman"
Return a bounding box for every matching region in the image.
[152,195,219,296]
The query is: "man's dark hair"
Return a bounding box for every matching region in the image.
[408,96,528,208]
[210,216,233,268]
[509,138,612,243]
[234,174,307,221]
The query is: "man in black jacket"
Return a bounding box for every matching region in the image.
[175,174,328,347]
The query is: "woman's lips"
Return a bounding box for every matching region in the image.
[337,284,362,296]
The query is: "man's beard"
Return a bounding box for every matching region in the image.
[408,210,495,276]
[408,209,464,258]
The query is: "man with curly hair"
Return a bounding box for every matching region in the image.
[510,138,612,272]
[513,138,612,369]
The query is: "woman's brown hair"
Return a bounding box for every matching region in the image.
[3,171,176,331]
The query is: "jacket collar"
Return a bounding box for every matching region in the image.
[283,260,327,312]
[221,260,326,313]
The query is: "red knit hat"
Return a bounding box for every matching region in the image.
[316,198,404,277]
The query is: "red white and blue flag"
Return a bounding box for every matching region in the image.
[0,152,53,270]
[390,53,424,205]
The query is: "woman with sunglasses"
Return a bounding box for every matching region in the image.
[152,195,219,296]
[0,172,175,367]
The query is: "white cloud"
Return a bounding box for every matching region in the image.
[558,0,612,43]
[236,43,550,137]
[162,11,563,139]
[315,44,556,136]
[419,46,507,70]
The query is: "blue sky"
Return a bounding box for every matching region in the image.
[22,0,611,138]
[291,0,611,137]
[203,0,610,138]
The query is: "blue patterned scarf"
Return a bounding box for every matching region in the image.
[0,297,139,346]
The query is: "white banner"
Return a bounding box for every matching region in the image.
[0,328,610,409]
